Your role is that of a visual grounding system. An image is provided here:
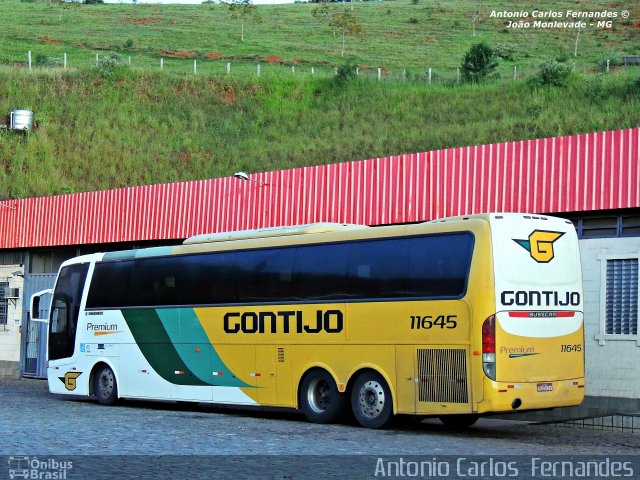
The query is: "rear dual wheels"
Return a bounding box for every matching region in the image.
[299,369,346,424]
[299,369,394,429]
[350,371,393,429]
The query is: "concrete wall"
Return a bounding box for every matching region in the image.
[580,237,640,401]
[0,266,24,378]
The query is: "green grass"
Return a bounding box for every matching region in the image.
[1,66,639,198]
[1,0,638,75]
[0,0,639,198]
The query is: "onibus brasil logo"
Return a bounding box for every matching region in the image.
[513,230,564,263]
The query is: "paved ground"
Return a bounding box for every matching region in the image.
[2,378,639,479]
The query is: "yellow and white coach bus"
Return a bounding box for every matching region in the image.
[31,213,584,429]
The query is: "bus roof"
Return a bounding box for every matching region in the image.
[183,223,369,245]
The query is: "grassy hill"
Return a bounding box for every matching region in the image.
[2,0,639,74]
[0,0,639,198]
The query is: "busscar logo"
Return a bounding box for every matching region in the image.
[513,230,564,263]
[58,371,82,391]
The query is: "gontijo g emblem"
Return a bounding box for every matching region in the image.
[513,230,564,263]
[59,372,82,391]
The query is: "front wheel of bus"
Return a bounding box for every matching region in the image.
[351,371,393,429]
[299,369,346,424]
[94,365,118,406]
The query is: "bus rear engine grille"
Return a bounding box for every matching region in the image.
[417,348,469,404]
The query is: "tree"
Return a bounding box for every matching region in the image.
[227,0,262,42]
[328,9,364,58]
[460,42,498,83]
[471,10,480,37]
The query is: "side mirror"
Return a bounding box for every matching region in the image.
[30,289,53,323]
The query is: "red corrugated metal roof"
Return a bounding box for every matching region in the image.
[1,127,638,249]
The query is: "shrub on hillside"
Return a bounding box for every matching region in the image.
[96,52,124,77]
[460,43,499,83]
[538,61,573,86]
[335,60,357,84]
[35,53,62,67]
[493,43,518,61]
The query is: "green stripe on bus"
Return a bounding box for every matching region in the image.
[156,308,249,388]
[122,309,208,386]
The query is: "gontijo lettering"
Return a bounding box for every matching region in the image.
[224,310,344,334]
[501,290,581,307]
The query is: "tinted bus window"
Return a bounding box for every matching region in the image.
[179,252,239,305]
[407,234,473,298]
[131,256,181,307]
[235,248,295,302]
[86,232,474,309]
[348,239,409,299]
[86,261,133,308]
[295,243,349,301]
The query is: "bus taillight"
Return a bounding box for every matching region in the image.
[482,315,496,381]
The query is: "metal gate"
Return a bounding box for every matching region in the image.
[20,273,56,378]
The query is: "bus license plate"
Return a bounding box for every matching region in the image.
[537,383,553,392]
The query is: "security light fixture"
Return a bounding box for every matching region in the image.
[233,171,266,186]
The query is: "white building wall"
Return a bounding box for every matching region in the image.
[0,266,24,378]
[580,237,640,399]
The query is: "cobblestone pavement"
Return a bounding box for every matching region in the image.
[2,378,639,479]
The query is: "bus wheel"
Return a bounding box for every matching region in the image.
[351,371,393,429]
[299,369,346,424]
[438,414,479,429]
[94,365,118,406]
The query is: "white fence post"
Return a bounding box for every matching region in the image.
[606,59,610,73]
[356,67,359,76]
[193,60,197,75]
[291,65,295,74]
[311,66,314,75]
[377,67,381,80]
[63,53,67,69]
[95,54,99,66]
[513,65,517,81]
[160,58,164,70]
[28,50,32,70]
[128,56,131,65]
[457,67,460,84]
[256,64,260,76]
[428,68,432,85]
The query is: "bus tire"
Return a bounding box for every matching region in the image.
[94,364,118,406]
[299,369,346,424]
[350,371,393,429]
[438,414,479,429]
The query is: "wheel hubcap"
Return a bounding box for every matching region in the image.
[358,380,385,418]
[307,378,330,413]
[98,371,114,398]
